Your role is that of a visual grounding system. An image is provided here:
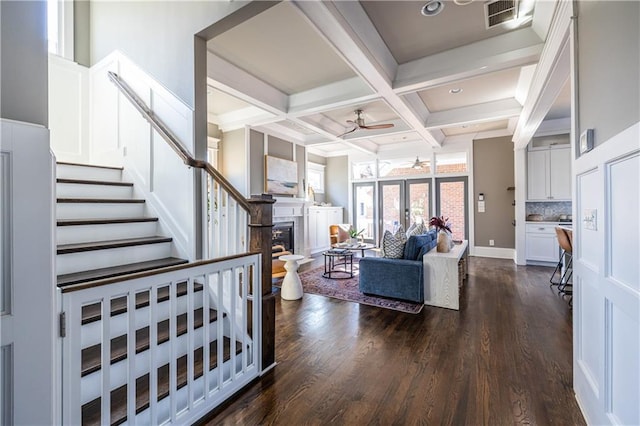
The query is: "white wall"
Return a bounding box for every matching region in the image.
[48,55,90,163]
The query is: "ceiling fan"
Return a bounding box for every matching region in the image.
[338,109,394,137]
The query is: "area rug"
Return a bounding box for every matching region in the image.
[276,261,423,314]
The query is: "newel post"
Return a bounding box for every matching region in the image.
[247,194,276,371]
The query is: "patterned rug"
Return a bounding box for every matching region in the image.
[276,260,423,314]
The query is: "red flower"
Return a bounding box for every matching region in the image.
[429,216,451,233]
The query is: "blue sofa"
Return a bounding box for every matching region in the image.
[358,229,437,303]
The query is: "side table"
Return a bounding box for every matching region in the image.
[279,254,305,300]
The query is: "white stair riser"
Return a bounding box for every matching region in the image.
[57,182,133,199]
[80,328,226,404]
[80,297,207,348]
[56,202,145,220]
[57,164,122,182]
[57,242,172,275]
[57,221,158,245]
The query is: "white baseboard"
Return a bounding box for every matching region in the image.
[471,246,516,260]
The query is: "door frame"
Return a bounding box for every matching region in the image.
[435,176,469,240]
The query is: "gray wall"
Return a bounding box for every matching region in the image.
[0,0,48,126]
[74,0,91,67]
[220,128,247,194]
[577,1,639,148]
[308,152,327,165]
[473,136,515,248]
[326,156,349,222]
[89,1,247,107]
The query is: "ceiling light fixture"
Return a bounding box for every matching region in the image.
[421,1,444,16]
[412,156,422,169]
[454,0,474,5]
[449,88,463,94]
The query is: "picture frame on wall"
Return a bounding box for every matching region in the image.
[265,155,298,196]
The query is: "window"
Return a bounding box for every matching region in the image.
[435,152,467,174]
[378,157,431,177]
[307,162,325,194]
[352,161,375,180]
[47,0,73,59]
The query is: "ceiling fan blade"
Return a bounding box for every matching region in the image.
[361,123,394,130]
[337,126,357,138]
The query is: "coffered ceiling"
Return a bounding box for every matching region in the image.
[205,0,569,157]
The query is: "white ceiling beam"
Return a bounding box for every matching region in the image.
[533,117,571,137]
[288,77,377,115]
[426,99,523,129]
[512,1,572,149]
[206,52,288,115]
[210,106,277,131]
[291,0,442,148]
[394,27,544,94]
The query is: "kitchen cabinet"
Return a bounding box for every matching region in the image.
[307,206,343,254]
[527,147,571,201]
[525,223,559,263]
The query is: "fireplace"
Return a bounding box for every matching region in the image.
[272,221,295,253]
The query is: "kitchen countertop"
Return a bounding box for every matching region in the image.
[526,221,573,225]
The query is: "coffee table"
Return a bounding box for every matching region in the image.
[322,250,354,279]
[331,242,376,257]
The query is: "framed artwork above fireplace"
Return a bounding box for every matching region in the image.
[265,155,298,196]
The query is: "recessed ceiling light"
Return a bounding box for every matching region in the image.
[449,88,463,94]
[421,1,444,16]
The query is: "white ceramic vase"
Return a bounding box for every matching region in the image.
[436,229,452,253]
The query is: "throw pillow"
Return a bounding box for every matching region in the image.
[381,226,407,259]
[406,222,425,237]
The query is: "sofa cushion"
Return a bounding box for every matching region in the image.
[381,226,406,259]
[403,229,438,260]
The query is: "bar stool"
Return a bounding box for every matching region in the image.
[550,227,573,301]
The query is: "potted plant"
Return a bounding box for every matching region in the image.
[348,228,365,245]
[429,216,453,253]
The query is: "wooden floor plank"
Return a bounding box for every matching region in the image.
[199,256,585,425]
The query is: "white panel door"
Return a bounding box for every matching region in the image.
[573,123,640,426]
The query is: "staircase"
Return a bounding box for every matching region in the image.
[56,162,259,425]
[55,161,188,287]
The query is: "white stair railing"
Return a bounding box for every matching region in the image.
[205,176,249,258]
[60,254,261,425]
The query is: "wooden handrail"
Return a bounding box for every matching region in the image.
[107,71,250,212]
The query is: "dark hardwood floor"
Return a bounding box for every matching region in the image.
[202,256,585,425]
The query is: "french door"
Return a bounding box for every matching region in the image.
[353,182,376,243]
[379,179,431,236]
[435,177,468,241]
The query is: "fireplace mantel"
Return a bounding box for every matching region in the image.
[273,197,308,218]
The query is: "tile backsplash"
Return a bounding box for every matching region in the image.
[526,201,572,220]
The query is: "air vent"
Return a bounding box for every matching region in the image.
[484,0,518,29]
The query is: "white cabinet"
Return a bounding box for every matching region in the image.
[527,147,571,201]
[525,224,559,263]
[307,206,343,254]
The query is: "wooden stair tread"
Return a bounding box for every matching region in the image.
[81,281,204,325]
[57,161,123,171]
[57,217,159,226]
[57,236,172,254]
[57,178,133,187]
[81,307,221,377]
[81,338,243,426]
[57,198,145,204]
[57,257,188,287]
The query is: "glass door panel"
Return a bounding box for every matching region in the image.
[379,181,403,235]
[436,177,468,241]
[353,183,376,242]
[407,180,430,227]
